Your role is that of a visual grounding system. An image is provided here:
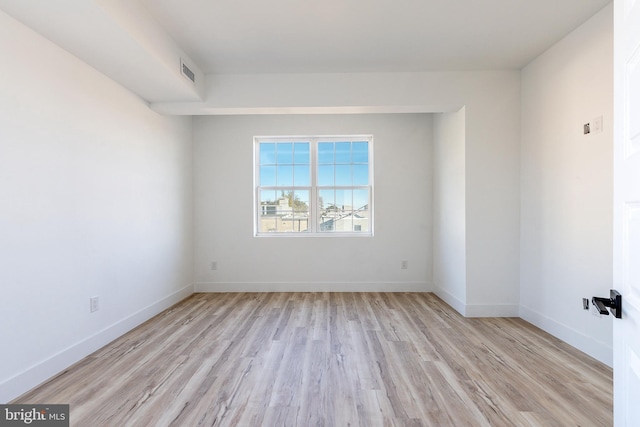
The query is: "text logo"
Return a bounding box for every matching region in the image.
[0,405,68,427]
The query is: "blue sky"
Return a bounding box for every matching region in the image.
[259,141,369,210]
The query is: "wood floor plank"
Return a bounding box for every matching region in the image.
[12,292,613,426]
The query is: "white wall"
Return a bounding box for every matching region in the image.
[179,70,521,314]
[194,114,433,291]
[465,83,521,317]
[520,4,613,365]
[0,10,194,402]
[433,108,467,313]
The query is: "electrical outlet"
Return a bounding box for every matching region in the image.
[401,260,408,270]
[211,261,217,270]
[90,296,99,313]
[592,116,603,134]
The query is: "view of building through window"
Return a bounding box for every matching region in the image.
[255,136,372,235]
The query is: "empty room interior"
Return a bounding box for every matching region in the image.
[0,0,620,425]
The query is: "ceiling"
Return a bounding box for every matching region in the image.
[141,0,611,73]
[0,0,612,104]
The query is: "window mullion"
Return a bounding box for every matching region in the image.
[310,138,317,233]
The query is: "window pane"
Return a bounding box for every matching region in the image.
[277,165,293,186]
[260,189,278,204]
[290,214,309,232]
[353,189,370,232]
[335,142,351,163]
[260,216,278,233]
[335,189,352,210]
[260,165,276,186]
[259,190,278,233]
[294,142,310,164]
[352,141,368,163]
[319,189,335,210]
[353,189,369,211]
[261,189,305,233]
[260,143,276,165]
[335,210,353,232]
[292,190,310,232]
[292,190,309,213]
[318,142,334,164]
[353,164,368,185]
[276,142,293,164]
[353,213,368,232]
[318,189,334,232]
[319,218,334,231]
[335,165,351,186]
[318,165,334,186]
[293,165,310,186]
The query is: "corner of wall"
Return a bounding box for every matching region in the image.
[433,286,466,316]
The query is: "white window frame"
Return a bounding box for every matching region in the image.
[254,135,374,237]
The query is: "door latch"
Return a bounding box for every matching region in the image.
[592,290,622,319]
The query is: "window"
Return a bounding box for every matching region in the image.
[255,136,373,236]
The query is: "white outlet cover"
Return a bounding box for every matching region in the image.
[592,116,603,134]
[90,296,99,312]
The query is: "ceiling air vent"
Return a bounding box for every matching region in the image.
[180,58,195,84]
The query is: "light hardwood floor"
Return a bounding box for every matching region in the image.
[14,293,612,426]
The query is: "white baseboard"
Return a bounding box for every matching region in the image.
[432,287,466,315]
[433,287,519,317]
[519,305,612,367]
[0,284,194,403]
[195,281,433,293]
